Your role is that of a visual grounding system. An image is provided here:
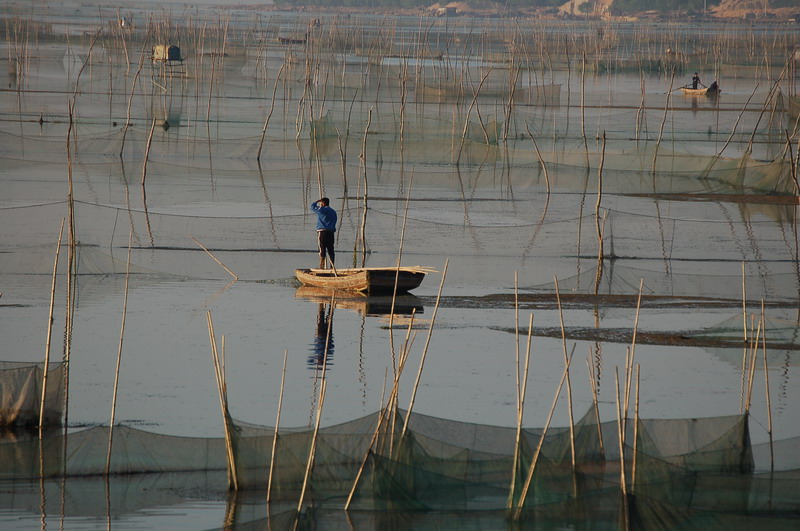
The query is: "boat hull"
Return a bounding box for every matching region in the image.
[295,267,426,293]
[680,86,719,96]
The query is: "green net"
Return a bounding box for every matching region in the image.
[0,362,64,427]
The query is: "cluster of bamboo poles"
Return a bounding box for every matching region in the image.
[189,261,713,523]
[197,259,779,522]
[24,5,792,483]
[7,8,798,137]
[4,6,798,227]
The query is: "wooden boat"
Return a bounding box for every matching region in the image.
[277,35,306,45]
[294,266,431,293]
[680,85,720,96]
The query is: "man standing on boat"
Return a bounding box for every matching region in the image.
[311,197,337,269]
[691,72,702,89]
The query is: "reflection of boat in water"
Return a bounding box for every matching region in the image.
[294,266,430,294]
[296,286,424,317]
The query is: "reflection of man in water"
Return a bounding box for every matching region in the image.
[309,303,334,371]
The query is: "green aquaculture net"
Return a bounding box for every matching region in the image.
[220,407,799,522]
[2,403,800,526]
[0,362,64,427]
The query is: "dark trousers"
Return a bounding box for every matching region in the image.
[317,230,335,268]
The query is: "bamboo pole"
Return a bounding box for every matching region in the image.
[508,312,534,509]
[553,276,576,469]
[297,294,335,515]
[708,85,759,169]
[190,235,239,280]
[344,390,396,510]
[651,69,675,174]
[624,279,644,432]
[296,376,327,516]
[740,262,748,413]
[207,311,238,490]
[140,118,157,186]
[615,368,627,496]
[358,108,373,267]
[761,301,774,471]
[525,123,550,194]
[401,258,449,439]
[631,364,640,494]
[257,63,286,162]
[513,344,575,520]
[586,351,604,455]
[120,30,150,159]
[266,349,288,503]
[106,230,133,475]
[388,172,414,374]
[745,319,762,413]
[39,218,64,430]
[595,132,606,266]
[455,69,491,166]
[514,272,520,423]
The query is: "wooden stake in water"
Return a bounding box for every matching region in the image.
[631,364,640,494]
[358,108,373,267]
[297,295,334,516]
[508,312,534,509]
[761,301,774,471]
[140,118,157,186]
[554,276,576,469]
[740,262,748,413]
[207,311,238,490]
[190,234,239,280]
[388,172,414,374]
[257,63,286,162]
[586,350,604,455]
[106,230,133,475]
[615,367,627,496]
[624,279,644,432]
[267,349,288,503]
[39,218,64,430]
[652,69,675,174]
[513,345,575,520]
[525,123,550,194]
[401,258,449,438]
[345,312,418,511]
[595,132,606,264]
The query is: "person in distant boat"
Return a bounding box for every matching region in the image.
[691,72,702,89]
[311,197,337,269]
[708,80,719,92]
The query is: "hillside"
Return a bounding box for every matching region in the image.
[712,0,798,19]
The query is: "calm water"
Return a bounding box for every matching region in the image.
[1,3,799,528]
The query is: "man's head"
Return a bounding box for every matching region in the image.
[319,197,330,206]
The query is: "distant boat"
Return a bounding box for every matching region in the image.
[680,83,720,96]
[295,266,431,294]
[277,34,307,45]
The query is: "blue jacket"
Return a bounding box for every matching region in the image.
[311,202,337,232]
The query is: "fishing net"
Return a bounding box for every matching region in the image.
[690,315,800,348]
[0,391,798,522]
[0,362,64,427]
